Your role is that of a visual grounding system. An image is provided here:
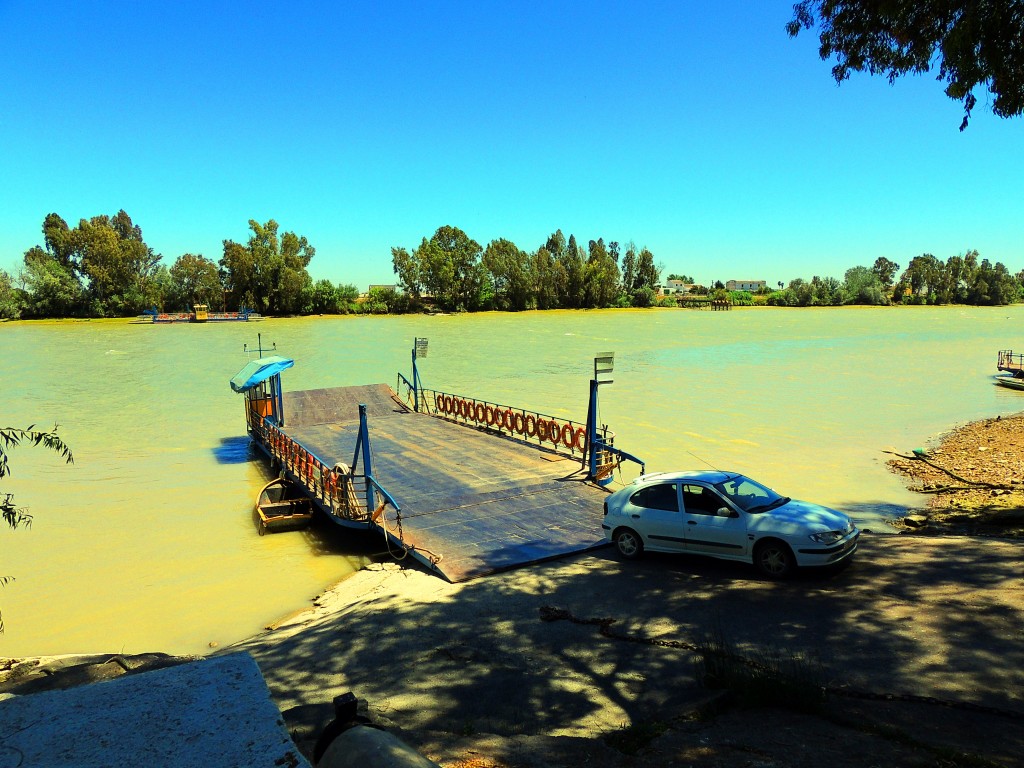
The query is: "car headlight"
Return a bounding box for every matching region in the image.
[809,530,845,545]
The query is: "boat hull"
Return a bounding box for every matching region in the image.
[254,478,313,534]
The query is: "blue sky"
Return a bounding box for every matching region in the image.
[2,0,1022,290]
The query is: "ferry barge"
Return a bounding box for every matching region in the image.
[229,341,644,581]
[139,304,263,323]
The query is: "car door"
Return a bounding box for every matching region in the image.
[679,483,749,558]
[626,482,686,552]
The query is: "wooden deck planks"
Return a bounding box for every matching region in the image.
[279,385,609,582]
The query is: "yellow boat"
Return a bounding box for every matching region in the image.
[254,477,313,534]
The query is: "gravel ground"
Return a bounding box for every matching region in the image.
[887,412,1024,538]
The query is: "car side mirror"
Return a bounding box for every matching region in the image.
[717,507,734,518]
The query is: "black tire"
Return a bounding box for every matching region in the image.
[753,539,794,579]
[614,528,644,560]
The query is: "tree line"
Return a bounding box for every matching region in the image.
[760,253,1023,307]
[2,213,1022,320]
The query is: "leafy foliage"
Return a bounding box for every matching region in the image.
[788,1,1024,129]
[1,425,74,633]
[219,219,315,315]
[393,227,657,311]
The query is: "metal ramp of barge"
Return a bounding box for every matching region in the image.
[280,384,610,582]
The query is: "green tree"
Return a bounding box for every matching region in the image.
[306,279,339,314]
[634,246,661,292]
[787,1,1024,129]
[843,266,888,305]
[533,248,559,310]
[219,220,315,315]
[482,238,535,310]
[1,425,74,633]
[20,248,87,318]
[667,273,695,283]
[391,246,422,300]
[392,226,484,312]
[0,270,24,319]
[337,283,360,313]
[900,254,944,303]
[870,257,899,287]
[76,211,163,315]
[557,234,586,308]
[584,238,621,308]
[168,254,222,310]
[965,259,1020,305]
[620,243,638,293]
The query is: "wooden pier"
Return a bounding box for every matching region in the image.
[231,352,643,583]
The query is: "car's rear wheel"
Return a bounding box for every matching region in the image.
[753,539,794,578]
[614,528,644,560]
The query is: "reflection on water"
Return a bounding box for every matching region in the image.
[1,307,1021,657]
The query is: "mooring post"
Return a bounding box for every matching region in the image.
[586,353,614,484]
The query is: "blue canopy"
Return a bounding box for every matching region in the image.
[230,356,294,393]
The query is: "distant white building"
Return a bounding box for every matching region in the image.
[726,280,766,292]
[661,279,702,295]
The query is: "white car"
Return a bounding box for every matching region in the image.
[602,471,859,578]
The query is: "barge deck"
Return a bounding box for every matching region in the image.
[230,345,644,583]
[280,384,608,582]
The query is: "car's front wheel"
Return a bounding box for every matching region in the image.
[753,539,794,578]
[614,528,644,560]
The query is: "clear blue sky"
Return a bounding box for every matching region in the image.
[2,0,1021,290]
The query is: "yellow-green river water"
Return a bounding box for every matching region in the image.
[1,307,1020,658]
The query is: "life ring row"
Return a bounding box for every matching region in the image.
[432,392,587,452]
[266,427,325,486]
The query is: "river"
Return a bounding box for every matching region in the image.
[1,306,1020,658]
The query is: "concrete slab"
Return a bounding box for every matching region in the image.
[0,652,309,768]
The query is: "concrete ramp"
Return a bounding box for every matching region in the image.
[0,652,308,767]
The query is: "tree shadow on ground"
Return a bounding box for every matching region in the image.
[230,533,1024,759]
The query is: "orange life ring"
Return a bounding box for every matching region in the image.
[446,395,456,415]
[560,423,575,448]
[502,409,514,430]
[474,402,486,422]
[535,418,548,441]
[484,405,495,426]
[325,471,336,498]
[524,414,537,437]
[455,398,465,418]
[513,412,526,434]
[573,427,587,452]
[434,392,443,412]
[548,420,561,445]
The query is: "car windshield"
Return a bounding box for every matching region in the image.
[713,474,789,514]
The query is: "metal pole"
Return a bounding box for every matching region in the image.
[411,339,420,413]
[355,404,377,512]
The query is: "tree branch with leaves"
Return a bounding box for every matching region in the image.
[1,424,74,632]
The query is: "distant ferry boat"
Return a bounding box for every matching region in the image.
[137,304,263,323]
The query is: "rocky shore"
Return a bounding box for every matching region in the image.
[887,412,1024,538]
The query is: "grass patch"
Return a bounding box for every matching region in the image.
[695,628,826,714]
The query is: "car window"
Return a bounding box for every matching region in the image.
[681,484,724,516]
[630,483,679,512]
[713,475,784,513]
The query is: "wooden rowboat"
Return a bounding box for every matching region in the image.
[995,376,1024,392]
[254,477,313,534]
